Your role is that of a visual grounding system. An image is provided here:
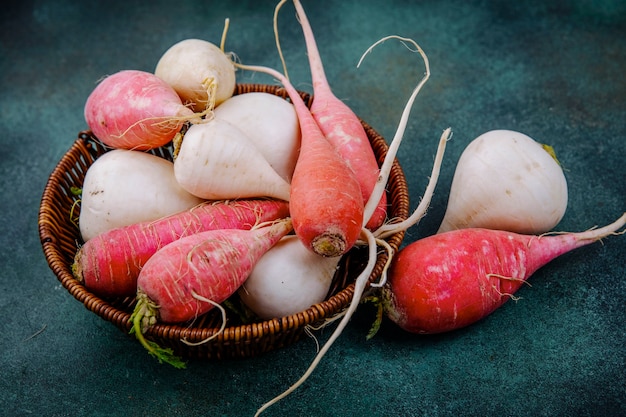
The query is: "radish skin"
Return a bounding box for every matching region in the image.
[130,218,293,367]
[383,213,626,334]
[283,0,387,229]
[438,129,568,234]
[235,63,364,257]
[238,235,340,319]
[213,92,301,182]
[154,38,236,112]
[73,199,289,297]
[84,70,196,150]
[174,118,292,201]
[79,149,204,241]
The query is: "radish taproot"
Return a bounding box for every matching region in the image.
[383,213,626,335]
[275,0,387,229]
[73,199,289,298]
[438,129,568,234]
[173,117,292,201]
[234,63,364,258]
[154,37,236,112]
[78,149,204,241]
[213,92,300,182]
[84,70,198,150]
[130,218,293,367]
[238,235,340,319]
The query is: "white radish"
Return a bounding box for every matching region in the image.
[79,149,204,241]
[174,118,292,201]
[238,235,340,319]
[438,129,568,234]
[213,92,301,182]
[154,38,236,112]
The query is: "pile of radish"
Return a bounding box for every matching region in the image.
[71,0,624,415]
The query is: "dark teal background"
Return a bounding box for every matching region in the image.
[2,0,625,416]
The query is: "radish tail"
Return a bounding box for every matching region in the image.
[374,128,450,239]
[357,36,436,226]
[254,227,378,416]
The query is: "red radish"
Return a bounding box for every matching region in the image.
[383,213,626,334]
[235,63,364,258]
[84,70,199,150]
[73,199,289,298]
[130,218,293,367]
[279,0,387,230]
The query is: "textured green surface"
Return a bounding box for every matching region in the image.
[1,0,625,416]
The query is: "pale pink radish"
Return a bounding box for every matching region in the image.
[275,0,387,229]
[383,213,626,334]
[130,218,293,367]
[234,63,364,258]
[73,199,289,298]
[84,70,199,150]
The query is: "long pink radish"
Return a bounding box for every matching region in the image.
[277,0,387,230]
[254,34,448,416]
[73,199,289,298]
[383,213,626,334]
[235,63,364,258]
[130,218,293,367]
[84,70,200,150]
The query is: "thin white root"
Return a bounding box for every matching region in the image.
[254,228,378,417]
[369,238,394,288]
[374,127,451,239]
[180,290,227,346]
[220,18,229,52]
[359,35,432,226]
[273,0,290,79]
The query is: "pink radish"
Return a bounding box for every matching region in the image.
[73,199,289,298]
[275,0,387,229]
[234,63,364,258]
[383,213,626,334]
[84,70,199,150]
[130,218,293,367]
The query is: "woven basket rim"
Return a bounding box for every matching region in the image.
[38,83,410,359]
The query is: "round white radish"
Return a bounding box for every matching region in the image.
[238,235,340,319]
[79,149,204,241]
[155,38,236,112]
[438,129,568,234]
[213,92,300,182]
[174,118,291,201]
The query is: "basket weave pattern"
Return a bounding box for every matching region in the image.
[38,84,410,360]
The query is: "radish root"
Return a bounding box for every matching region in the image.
[254,227,378,417]
[181,290,227,346]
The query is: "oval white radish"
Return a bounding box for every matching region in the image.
[84,70,196,150]
[238,235,340,319]
[213,92,301,181]
[174,118,291,201]
[79,149,204,241]
[154,38,236,112]
[438,129,568,234]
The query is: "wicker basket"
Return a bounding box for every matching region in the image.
[38,83,409,360]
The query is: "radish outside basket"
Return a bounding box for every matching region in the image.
[38,83,410,360]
